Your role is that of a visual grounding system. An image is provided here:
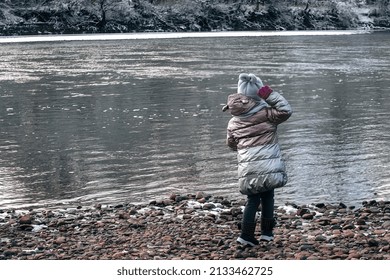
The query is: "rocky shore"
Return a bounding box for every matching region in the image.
[0,193,389,260]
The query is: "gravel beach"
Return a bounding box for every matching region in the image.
[1,192,389,260]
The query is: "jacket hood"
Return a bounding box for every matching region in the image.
[225,94,266,117]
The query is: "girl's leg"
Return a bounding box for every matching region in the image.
[259,189,275,240]
[259,189,274,220]
[242,193,261,224]
[237,193,261,246]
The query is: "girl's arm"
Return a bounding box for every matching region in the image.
[258,86,292,124]
[226,128,238,151]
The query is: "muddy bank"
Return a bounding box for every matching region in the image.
[0,192,389,260]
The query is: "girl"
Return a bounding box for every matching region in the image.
[224,73,292,246]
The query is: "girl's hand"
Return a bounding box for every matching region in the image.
[258,85,273,100]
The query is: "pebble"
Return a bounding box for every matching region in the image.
[19,214,33,225]
[0,195,389,260]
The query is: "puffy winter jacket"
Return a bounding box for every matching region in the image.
[226,91,292,195]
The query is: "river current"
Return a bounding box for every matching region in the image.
[0,30,389,209]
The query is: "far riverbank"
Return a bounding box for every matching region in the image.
[1,1,390,36]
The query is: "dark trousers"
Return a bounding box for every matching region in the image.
[242,189,274,225]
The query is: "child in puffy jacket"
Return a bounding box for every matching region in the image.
[223,73,292,246]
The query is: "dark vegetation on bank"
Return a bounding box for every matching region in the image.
[0,0,390,36]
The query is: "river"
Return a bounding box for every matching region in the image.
[0,30,389,209]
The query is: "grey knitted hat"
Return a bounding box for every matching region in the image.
[237,73,263,101]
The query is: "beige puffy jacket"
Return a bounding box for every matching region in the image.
[226,91,292,195]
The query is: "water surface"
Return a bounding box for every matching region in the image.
[0,30,389,209]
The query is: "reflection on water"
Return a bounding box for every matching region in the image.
[0,31,389,209]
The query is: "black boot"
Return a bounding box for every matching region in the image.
[237,222,259,247]
[260,218,276,242]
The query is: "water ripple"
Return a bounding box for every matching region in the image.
[0,31,389,209]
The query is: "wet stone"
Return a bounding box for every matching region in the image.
[342,224,355,230]
[302,213,314,220]
[202,203,216,210]
[315,203,326,208]
[18,224,33,231]
[356,219,366,225]
[19,215,33,225]
[381,221,390,228]
[339,203,348,209]
[297,208,310,216]
[368,239,379,247]
[315,235,327,242]
[195,192,205,200]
